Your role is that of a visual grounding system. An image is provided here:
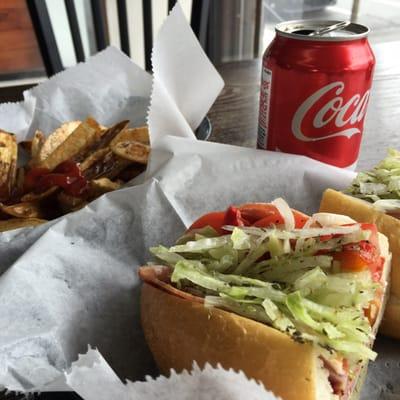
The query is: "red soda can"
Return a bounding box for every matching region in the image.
[257,20,375,168]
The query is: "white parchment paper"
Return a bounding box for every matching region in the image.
[148,6,224,142]
[0,47,151,141]
[0,3,398,399]
[64,348,279,400]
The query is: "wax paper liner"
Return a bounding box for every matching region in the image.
[65,347,280,400]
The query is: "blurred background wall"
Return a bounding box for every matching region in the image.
[0,0,399,88]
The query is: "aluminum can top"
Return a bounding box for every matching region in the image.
[275,20,370,42]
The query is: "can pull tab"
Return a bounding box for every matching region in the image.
[309,21,351,36]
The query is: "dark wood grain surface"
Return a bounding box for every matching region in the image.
[1,41,400,400]
[0,0,43,75]
[209,41,400,171]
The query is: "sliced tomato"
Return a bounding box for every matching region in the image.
[333,250,369,272]
[188,211,226,235]
[338,223,379,246]
[332,222,383,280]
[333,242,380,274]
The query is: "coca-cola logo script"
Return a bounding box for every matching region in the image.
[291,81,370,142]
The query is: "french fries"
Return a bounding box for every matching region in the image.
[0,218,46,233]
[111,141,150,164]
[0,118,150,233]
[0,131,17,201]
[31,130,46,164]
[111,126,150,146]
[0,202,44,219]
[88,178,121,198]
[38,121,81,162]
[38,117,103,170]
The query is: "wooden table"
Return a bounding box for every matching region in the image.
[209,41,400,171]
[2,41,400,400]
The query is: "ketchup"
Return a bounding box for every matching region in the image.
[24,161,88,197]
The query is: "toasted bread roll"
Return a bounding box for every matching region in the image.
[140,233,390,400]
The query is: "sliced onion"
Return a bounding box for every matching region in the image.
[309,213,356,227]
[302,218,314,229]
[272,198,295,230]
[373,199,400,212]
[223,225,361,239]
[294,225,361,238]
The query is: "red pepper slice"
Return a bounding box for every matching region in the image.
[188,211,226,235]
[188,203,310,234]
[223,206,248,227]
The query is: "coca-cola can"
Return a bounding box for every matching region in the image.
[257,20,375,168]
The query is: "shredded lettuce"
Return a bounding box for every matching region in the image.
[310,271,378,309]
[326,339,377,362]
[210,271,276,288]
[171,258,377,360]
[231,228,252,250]
[152,217,381,362]
[255,255,333,280]
[233,240,271,275]
[347,149,400,211]
[171,261,248,298]
[267,233,285,257]
[204,295,273,325]
[224,225,361,239]
[150,245,184,266]
[359,182,387,195]
[207,245,240,272]
[262,298,296,333]
[169,235,232,252]
[293,267,327,294]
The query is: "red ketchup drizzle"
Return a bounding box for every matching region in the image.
[24,161,88,197]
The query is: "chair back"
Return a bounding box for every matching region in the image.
[26,0,210,76]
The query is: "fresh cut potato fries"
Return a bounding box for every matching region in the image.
[0,131,17,201]
[0,117,150,232]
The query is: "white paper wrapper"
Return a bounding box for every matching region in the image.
[65,348,279,400]
[0,47,151,141]
[0,4,398,399]
[148,5,224,142]
[0,98,36,136]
